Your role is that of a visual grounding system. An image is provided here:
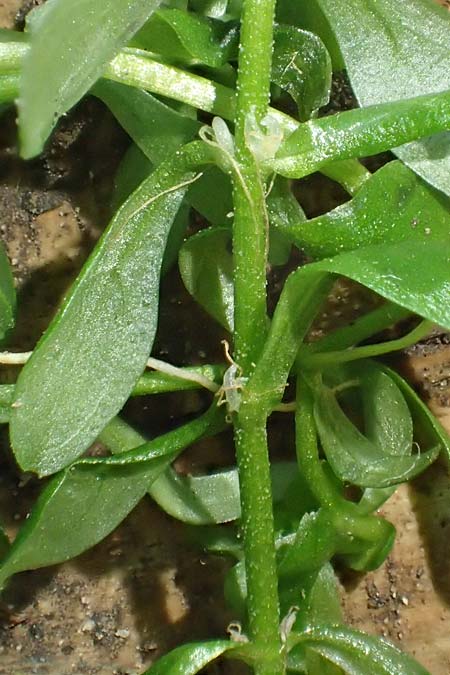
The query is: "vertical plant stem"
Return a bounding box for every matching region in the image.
[232,1,283,674]
[234,408,283,675]
[233,0,276,370]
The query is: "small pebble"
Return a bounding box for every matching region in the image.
[81,618,96,633]
[115,629,130,639]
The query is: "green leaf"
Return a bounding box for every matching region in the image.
[0,242,15,342]
[140,640,239,674]
[298,0,450,196]
[0,408,222,588]
[278,510,338,577]
[356,361,413,512]
[277,161,450,258]
[289,625,431,675]
[19,0,162,158]
[102,413,301,525]
[381,364,450,470]
[10,146,207,476]
[314,239,450,330]
[93,80,200,165]
[273,89,450,179]
[313,383,437,488]
[131,8,239,67]
[266,176,304,264]
[0,385,13,424]
[113,143,153,210]
[188,166,233,225]
[287,565,344,675]
[360,362,413,457]
[272,25,331,121]
[179,226,234,331]
[95,79,234,225]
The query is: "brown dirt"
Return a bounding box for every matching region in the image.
[0,2,450,675]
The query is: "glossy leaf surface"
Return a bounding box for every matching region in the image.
[272,25,331,121]
[289,625,431,675]
[0,385,13,424]
[314,383,437,488]
[0,242,15,341]
[102,413,300,525]
[360,363,412,458]
[313,240,450,330]
[278,161,450,258]
[96,79,233,225]
[10,149,202,476]
[0,409,222,588]
[273,90,450,179]
[131,8,238,67]
[93,80,199,166]
[382,364,450,470]
[141,639,238,674]
[301,0,450,196]
[179,226,234,331]
[19,0,161,158]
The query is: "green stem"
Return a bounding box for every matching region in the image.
[232,2,282,673]
[301,302,412,356]
[233,408,282,675]
[232,0,277,370]
[300,318,432,370]
[131,364,225,396]
[320,159,371,196]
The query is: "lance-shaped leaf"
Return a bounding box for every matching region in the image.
[272,25,331,121]
[285,0,450,196]
[288,625,431,675]
[382,364,450,470]
[0,242,15,342]
[0,408,223,588]
[10,145,208,476]
[19,0,162,158]
[96,79,233,225]
[102,414,300,525]
[93,80,200,166]
[0,385,13,424]
[273,89,450,179]
[248,236,450,419]
[130,8,239,67]
[275,160,450,259]
[141,640,240,675]
[313,383,437,488]
[179,226,234,331]
[356,361,413,512]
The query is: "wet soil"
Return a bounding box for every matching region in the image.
[0,2,450,674]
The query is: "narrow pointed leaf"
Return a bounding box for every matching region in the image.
[0,409,222,588]
[277,161,450,258]
[95,79,233,225]
[314,385,437,488]
[272,25,331,121]
[10,147,206,476]
[141,640,239,674]
[0,242,15,341]
[93,80,200,166]
[359,362,413,457]
[179,226,234,331]
[273,89,450,179]
[289,625,431,675]
[291,0,450,196]
[131,8,239,67]
[382,364,450,470]
[19,0,162,158]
